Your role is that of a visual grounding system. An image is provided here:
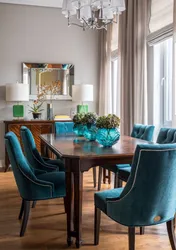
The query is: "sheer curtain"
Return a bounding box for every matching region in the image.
[98,26,112,116]
[119,0,151,135]
[173,0,176,127]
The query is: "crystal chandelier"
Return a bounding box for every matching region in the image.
[62,0,126,30]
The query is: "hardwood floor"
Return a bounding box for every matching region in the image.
[0,170,173,250]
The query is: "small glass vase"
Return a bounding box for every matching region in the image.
[96,128,120,147]
[83,124,98,141]
[73,124,84,136]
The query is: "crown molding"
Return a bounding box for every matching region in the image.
[0,0,63,8]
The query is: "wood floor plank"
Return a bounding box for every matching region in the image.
[0,171,173,250]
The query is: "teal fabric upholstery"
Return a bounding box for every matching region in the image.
[20,126,65,172]
[95,143,176,227]
[119,127,176,183]
[5,132,66,201]
[156,127,176,144]
[55,122,74,135]
[101,124,155,175]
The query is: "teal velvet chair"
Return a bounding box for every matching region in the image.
[98,124,155,190]
[94,144,176,250]
[5,132,66,237]
[55,122,74,135]
[118,127,176,186]
[20,126,65,172]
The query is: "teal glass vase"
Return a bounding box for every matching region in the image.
[73,124,84,136]
[83,124,98,141]
[96,128,120,147]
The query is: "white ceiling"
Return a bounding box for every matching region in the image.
[0,0,63,8]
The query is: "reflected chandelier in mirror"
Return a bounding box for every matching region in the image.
[22,63,74,100]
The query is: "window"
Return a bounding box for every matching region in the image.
[153,37,173,127]
[111,57,120,116]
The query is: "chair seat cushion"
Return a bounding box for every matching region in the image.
[43,158,65,172]
[102,164,130,173]
[95,188,124,214]
[38,172,65,198]
[118,167,131,182]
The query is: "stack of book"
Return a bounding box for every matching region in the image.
[54,115,72,121]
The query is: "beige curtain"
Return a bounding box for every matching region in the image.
[98,26,112,116]
[119,0,151,135]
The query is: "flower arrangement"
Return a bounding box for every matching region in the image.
[82,112,98,126]
[28,100,44,114]
[96,114,120,129]
[73,113,85,126]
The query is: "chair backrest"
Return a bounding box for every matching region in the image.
[131,124,155,141]
[107,144,176,227]
[4,132,37,199]
[55,122,74,135]
[156,127,176,144]
[20,126,45,168]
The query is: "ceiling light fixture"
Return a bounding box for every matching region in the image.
[62,0,126,30]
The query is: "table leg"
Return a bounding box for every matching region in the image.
[65,159,74,246]
[74,169,83,248]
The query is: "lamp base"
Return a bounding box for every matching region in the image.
[77,105,88,113]
[13,104,24,118]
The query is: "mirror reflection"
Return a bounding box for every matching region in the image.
[23,63,74,100]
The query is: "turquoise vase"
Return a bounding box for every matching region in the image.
[96,128,120,147]
[73,124,84,136]
[83,124,98,141]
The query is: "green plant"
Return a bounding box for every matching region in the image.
[82,112,98,126]
[96,114,120,129]
[28,100,44,114]
[73,113,85,125]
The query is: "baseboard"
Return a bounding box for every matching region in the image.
[0,159,5,172]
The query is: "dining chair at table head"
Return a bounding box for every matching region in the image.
[20,126,65,172]
[55,122,74,135]
[5,131,66,237]
[95,143,176,250]
[98,124,155,191]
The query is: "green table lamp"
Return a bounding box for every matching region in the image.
[6,83,29,119]
[72,84,93,113]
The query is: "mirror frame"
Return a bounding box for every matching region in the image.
[22,62,74,100]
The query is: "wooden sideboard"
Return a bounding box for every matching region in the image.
[4,120,70,171]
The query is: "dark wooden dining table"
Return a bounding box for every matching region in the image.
[40,134,152,248]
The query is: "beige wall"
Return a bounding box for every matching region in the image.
[0,3,99,166]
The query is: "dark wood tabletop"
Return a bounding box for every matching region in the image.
[40,134,153,248]
[40,134,152,159]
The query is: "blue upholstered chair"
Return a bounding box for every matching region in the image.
[20,126,65,172]
[94,144,176,250]
[118,127,176,186]
[5,132,66,237]
[98,124,155,190]
[55,122,74,135]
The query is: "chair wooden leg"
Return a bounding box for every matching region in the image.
[94,207,101,245]
[20,200,30,237]
[93,167,96,188]
[64,197,67,213]
[98,167,103,191]
[140,227,145,235]
[18,199,24,220]
[128,227,135,250]
[108,170,111,184]
[166,219,176,250]
[103,168,106,184]
[118,178,123,187]
[32,201,36,208]
[114,173,118,188]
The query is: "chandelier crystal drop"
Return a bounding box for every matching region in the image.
[62,0,126,30]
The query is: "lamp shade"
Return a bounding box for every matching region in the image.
[72,84,93,102]
[6,83,29,102]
